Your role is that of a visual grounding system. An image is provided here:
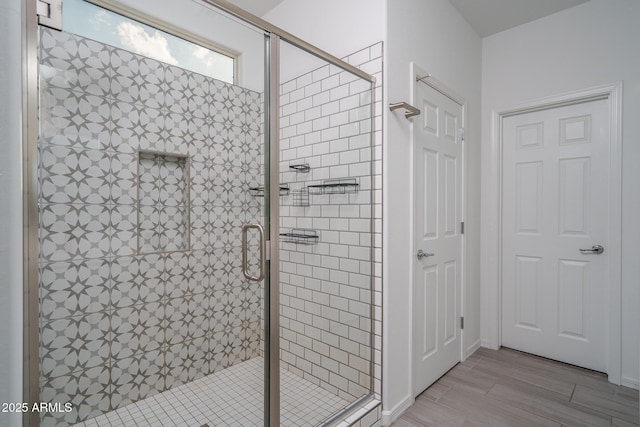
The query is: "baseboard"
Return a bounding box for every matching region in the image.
[480,339,499,350]
[380,394,412,426]
[621,376,639,390]
[465,339,482,358]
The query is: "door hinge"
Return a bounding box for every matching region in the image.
[460,317,464,330]
[459,127,465,142]
[37,0,63,31]
[460,221,465,235]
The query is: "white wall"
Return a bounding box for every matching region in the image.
[0,0,24,425]
[263,0,385,83]
[385,0,482,422]
[263,0,386,61]
[481,0,640,388]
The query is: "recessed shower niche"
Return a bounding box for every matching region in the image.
[137,151,190,254]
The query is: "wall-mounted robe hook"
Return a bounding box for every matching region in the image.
[389,102,421,119]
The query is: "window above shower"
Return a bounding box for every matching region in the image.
[62,0,236,84]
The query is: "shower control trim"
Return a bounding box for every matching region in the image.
[241,224,266,282]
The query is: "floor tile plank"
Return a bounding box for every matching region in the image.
[402,397,470,426]
[459,352,483,369]
[472,355,575,398]
[394,348,639,427]
[488,382,611,426]
[421,381,450,402]
[437,364,495,395]
[572,384,639,424]
[498,348,618,394]
[438,385,562,427]
[614,418,640,427]
[616,386,640,405]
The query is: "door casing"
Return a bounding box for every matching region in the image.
[408,63,467,400]
[480,83,623,384]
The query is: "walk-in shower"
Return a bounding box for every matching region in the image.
[27,0,379,426]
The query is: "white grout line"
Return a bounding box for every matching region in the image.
[73,357,350,427]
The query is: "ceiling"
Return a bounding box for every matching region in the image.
[448,0,591,37]
[227,0,591,38]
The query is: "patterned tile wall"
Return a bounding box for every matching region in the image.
[278,43,383,409]
[37,27,263,426]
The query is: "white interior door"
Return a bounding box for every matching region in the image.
[501,99,609,372]
[413,82,463,396]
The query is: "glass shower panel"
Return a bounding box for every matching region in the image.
[278,40,375,425]
[36,1,269,425]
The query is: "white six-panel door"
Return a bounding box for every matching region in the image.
[413,82,463,396]
[501,99,609,372]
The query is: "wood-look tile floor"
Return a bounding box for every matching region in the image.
[394,347,639,427]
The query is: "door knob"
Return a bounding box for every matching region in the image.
[417,249,434,260]
[579,244,604,255]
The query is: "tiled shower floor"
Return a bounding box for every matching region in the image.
[74,357,350,427]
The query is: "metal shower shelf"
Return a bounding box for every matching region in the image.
[248,183,290,197]
[307,178,359,195]
[280,228,319,245]
[292,187,310,206]
[289,163,311,173]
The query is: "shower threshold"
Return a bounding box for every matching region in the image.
[73,357,349,427]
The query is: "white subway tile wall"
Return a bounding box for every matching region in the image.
[278,42,383,423]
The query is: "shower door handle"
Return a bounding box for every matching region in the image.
[241,224,266,282]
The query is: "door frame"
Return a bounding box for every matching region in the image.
[408,63,467,399]
[481,83,623,384]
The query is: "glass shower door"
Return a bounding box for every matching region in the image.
[35,1,270,425]
[276,40,376,425]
